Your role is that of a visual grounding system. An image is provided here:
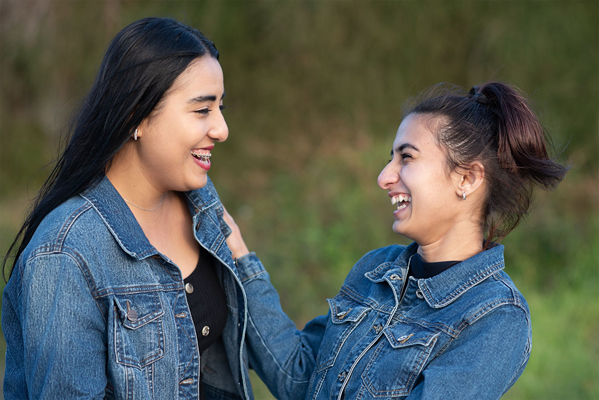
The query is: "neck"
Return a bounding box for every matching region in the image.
[106,144,167,210]
[416,223,483,263]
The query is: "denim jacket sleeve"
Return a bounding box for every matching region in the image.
[407,304,531,399]
[235,252,327,400]
[3,252,107,399]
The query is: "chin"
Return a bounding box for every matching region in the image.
[392,221,415,241]
[179,176,208,192]
[193,177,208,190]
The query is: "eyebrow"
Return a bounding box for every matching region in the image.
[391,143,420,155]
[187,92,226,104]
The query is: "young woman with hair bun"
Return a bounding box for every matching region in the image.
[225,81,568,399]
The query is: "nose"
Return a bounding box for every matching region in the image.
[208,110,229,142]
[377,162,399,190]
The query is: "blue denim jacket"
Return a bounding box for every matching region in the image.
[2,176,254,400]
[237,241,532,399]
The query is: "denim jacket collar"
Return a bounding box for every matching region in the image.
[79,176,224,262]
[366,241,506,309]
[365,242,418,283]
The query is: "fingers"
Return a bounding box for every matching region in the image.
[222,205,239,231]
[221,205,250,259]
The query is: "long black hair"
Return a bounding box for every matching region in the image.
[408,82,568,245]
[3,17,219,279]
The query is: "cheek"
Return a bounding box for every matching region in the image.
[406,167,453,202]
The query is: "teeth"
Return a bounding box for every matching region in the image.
[191,151,212,163]
[391,194,412,208]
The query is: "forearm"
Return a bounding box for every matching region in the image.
[236,253,326,400]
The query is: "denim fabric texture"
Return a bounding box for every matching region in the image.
[2,176,253,400]
[238,242,532,400]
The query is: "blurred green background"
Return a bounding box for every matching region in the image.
[1,1,597,399]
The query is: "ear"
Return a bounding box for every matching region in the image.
[455,161,485,200]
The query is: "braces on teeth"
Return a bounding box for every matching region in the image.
[191,151,211,162]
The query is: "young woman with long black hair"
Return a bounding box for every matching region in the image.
[3,18,256,399]
[224,82,568,399]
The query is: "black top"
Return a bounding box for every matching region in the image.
[183,246,228,355]
[183,246,228,400]
[409,253,460,279]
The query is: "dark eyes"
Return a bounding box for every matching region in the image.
[195,105,226,115]
[388,153,412,163]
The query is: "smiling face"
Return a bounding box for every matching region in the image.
[377,113,467,245]
[132,56,228,193]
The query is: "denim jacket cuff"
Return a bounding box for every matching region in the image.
[236,252,267,283]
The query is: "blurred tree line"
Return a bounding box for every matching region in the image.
[1,1,597,399]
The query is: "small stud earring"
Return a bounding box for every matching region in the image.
[462,192,467,200]
[133,129,138,141]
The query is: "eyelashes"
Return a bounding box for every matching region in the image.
[387,153,412,164]
[195,105,226,115]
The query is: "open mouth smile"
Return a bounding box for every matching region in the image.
[191,150,211,165]
[391,194,411,211]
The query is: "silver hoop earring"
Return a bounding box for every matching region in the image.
[462,192,467,201]
[133,129,138,141]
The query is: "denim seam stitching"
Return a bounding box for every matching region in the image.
[25,248,107,323]
[461,299,520,328]
[95,284,182,298]
[423,261,504,307]
[505,306,532,389]
[80,193,155,259]
[396,315,459,338]
[173,291,199,387]
[340,285,393,314]
[239,270,266,283]
[54,203,93,250]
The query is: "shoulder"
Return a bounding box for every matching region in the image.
[19,195,114,274]
[23,197,95,255]
[459,270,530,328]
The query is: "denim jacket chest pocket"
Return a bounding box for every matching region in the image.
[316,293,371,372]
[361,322,440,398]
[112,291,166,369]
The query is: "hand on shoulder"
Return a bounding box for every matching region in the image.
[222,206,250,259]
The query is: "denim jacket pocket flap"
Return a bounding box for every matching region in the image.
[328,294,370,324]
[114,292,165,330]
[383,323,440,349]
[317,294,371,371]
[113,292,166,368]
[362,323,440,397]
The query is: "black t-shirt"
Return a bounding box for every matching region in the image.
[409,253,460,279]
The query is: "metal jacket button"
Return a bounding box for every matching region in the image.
[126,301,138,322]
[185,283,194,294]
[127,309,138,322]
[202,326,210,336]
